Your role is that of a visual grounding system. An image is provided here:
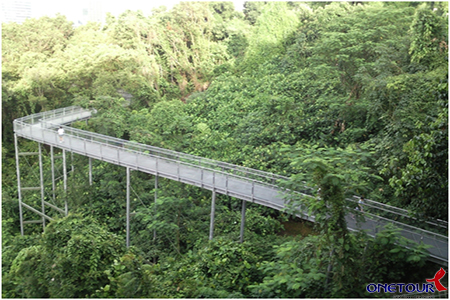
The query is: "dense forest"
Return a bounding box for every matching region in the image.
[2,1,448,298]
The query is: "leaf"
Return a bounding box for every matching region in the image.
[292,283,301,290]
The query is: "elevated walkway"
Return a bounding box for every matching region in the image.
[13,106,448,264]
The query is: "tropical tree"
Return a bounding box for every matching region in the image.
[3,214,125,298]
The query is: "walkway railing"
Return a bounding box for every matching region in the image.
[16,106,291,188]
[346,197,448,235]
[19,106,90,126]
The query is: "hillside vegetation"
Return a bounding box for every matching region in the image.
[2,2,447,297]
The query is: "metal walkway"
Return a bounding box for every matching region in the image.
[13,106,448,264]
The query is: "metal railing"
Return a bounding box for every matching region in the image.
[16,112,290,189]
[345,197,448,236]
[358,211,447,260]
[17,106,88,126]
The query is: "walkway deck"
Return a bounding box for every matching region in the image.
[13,106,448,264]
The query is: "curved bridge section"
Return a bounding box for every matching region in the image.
[13,106,448,264]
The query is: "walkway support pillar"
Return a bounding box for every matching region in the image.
[89,157,92,186]
[240,200,247,243]
[14,134,24,236]
[38,143,46,230]
[50,146,55,200]
[126,167,130,248]
[62,149,68,215]
[154,175,158,241]
[71,151,74,173]
[209,190,216,240]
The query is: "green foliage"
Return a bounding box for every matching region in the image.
[250,235,328,298]
[3,214,125,298]
[93,249,166,298]
[283,144,382,221]
[388,79,448,219]
[372,61,448,216]
[94,238,268,298]
[76,162,129,233]
[2,234,40,281]
[187,238,264,296]
[7,245,48,298]
[133,194,209,257]
[251,225,429,298]
[139,100,193,150]
[312,2,415,96]
[132,183,284,261]
[363,224,430,284]
[242,2,300,73]
[243,1,267,25]
[76,96,130,138]
[409,3,448,67]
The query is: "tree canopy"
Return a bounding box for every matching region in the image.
[2,2,447,298]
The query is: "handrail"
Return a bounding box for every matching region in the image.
[16,107,286,180]
[30,119,292,188]
[17,106,86,124]
[354,197,448,227]
[346,198,448,234]
[363,210,448,241]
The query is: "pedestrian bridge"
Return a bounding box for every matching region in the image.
[13,106,448,264]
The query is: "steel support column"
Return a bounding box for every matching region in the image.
[50,146,55,200]
[71,151,74,173]
[89,157,92,186]
[126,167,130,248]
[240,200,247,243]
[14,134,24,236]
[209,190,216,240]
[154,175,158,241]
[251,181,255,202]
[38,143,46,230]
[62,149,68,215]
